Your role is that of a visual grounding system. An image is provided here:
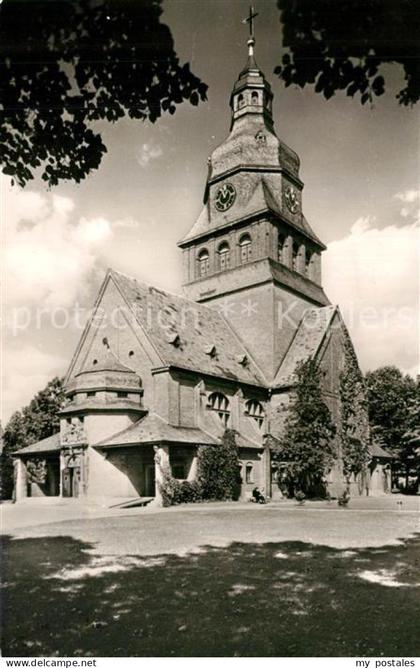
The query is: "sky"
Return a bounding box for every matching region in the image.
[1,0,419,423]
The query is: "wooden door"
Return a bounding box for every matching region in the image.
[145,464,155,497]
[62,467,81,497]
[72,467,81,498]
[62,469,71,497]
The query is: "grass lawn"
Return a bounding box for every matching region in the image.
[2,502,420,657]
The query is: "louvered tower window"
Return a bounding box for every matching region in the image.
[278,234,285,263]
[198,249,210,277]
[305,249,312,277]
[239,234,252,264]
[292,241,299,271]
[217,242,230,271]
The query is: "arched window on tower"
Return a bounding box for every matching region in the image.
[305,249,312,277]
[278,234,285,263]
[207,392,230,427]
[292,241,299,271]
[239,234,252,264]
[251,91,259,105]
[197,249,210,277]
[217,242,231,271]
[238,93,245,109]
[245,399,265,429]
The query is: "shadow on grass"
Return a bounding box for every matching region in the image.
[2,533,420,657]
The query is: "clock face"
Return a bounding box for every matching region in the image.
[284,186,299,214]
[215,183,236,211]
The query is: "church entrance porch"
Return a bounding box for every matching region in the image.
[93,442,200,505]
[62,463,81,498]
[97,444,156,499]
[60,447,87,499]
[23,455,60,499]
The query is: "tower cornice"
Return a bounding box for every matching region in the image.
[182,257,330,308]
[178,209,326,251]
[206,164,304,190]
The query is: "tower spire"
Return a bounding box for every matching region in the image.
[242,5,258,58]
[230,5,273,130]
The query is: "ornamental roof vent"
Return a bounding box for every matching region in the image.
[166,332,181,347]
[237,354,249,366]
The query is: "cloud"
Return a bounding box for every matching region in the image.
[1,345,67,422]
[324,211,419,374]
[393,190,420,223]
[136,142,163,168]
[113,217,140,230]
[350,216,375,235]
[401,363,420,378]
[394,190,420,204]
[73,217,112,245]
[2,180,116,309]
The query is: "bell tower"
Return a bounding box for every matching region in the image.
[178,8,330,381]
[229,8,274,134]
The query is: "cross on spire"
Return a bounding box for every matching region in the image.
[242,5,258,40]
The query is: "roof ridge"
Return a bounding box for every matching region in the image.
[109,268,196,306]
[110,268,219,316]
[273,304,338,387]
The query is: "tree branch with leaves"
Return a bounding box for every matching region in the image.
[275,0,419,106]
[0,0,207,186]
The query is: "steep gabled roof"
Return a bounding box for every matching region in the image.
[110,270,267,387]
[94,413,219,449]
[273,305,337,387]
[13,432,61,457]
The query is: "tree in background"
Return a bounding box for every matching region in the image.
[401,385,420,490]
[197,430,241,501]
[272,359,336,498]
[365,366,417,453]
[275,0,419,106]
[366,366,419,490]
[0,0,207,187]
[0,377,66,499]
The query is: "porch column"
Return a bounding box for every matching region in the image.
[262,442,271,499]
[154,444,170,506]
[188,450,199,482]
[14,458,27,501]
[59,450,66,497]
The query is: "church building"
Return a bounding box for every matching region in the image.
[13,27,392,504]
